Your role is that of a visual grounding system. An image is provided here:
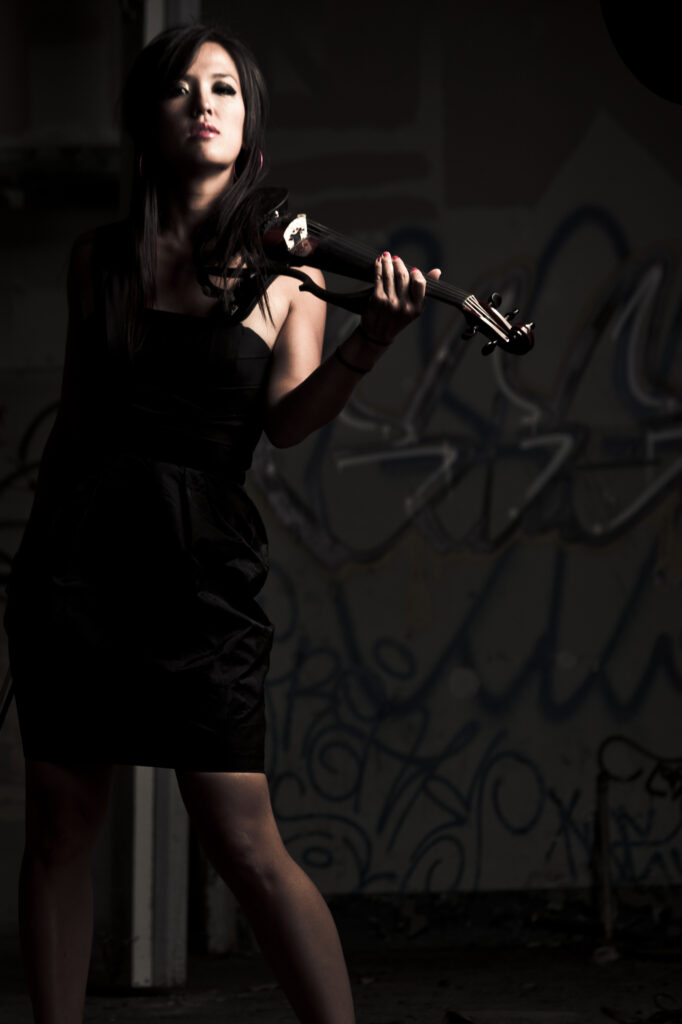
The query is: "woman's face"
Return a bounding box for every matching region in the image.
[157,41,246,178]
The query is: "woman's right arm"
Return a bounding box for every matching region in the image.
[31,232,99,493]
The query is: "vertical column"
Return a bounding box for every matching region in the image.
[143,0,166,43]
[166,0,202,28]
[118,0,198,993]
[152,767,189,986]
[145,0,201,43]
[131,766,155,987]
[128,766,190,988]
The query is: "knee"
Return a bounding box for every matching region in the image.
[199,824,290,895]
[23,761,112,867]
[24,816,99,868]
[176,770,291,896]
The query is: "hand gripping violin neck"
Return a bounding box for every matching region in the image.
[241,188,534,357]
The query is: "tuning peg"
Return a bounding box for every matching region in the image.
[462,325,478,340]
[488,291,502,308]
[504,323,535,354]
[504,308,519,321]
[481,341,496,356]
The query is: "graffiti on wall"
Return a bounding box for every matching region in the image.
[253,190,682,891]
[2,117,682,892]
[255,205,682,561]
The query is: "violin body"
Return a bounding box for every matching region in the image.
[252,187,535,357]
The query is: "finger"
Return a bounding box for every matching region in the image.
[426,268,442,280]
[381,251,397,303]
[391,255,410,300]
[409,266,427,305]
[373,252,388,299]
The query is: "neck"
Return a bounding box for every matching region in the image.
[159,166,235,245]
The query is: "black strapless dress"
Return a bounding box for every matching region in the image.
[4,235,275,771]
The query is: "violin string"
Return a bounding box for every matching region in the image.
[427,279,472,307]
[307,220,378,266]
[305,220,471,308]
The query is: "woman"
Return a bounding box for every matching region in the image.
[4,24,440,1024]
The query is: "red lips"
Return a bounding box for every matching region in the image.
[189,122,219,137]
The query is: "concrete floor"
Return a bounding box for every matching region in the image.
[2,941,681,1024]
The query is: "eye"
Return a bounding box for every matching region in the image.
[213,82,237,95]
[167,82,189,98]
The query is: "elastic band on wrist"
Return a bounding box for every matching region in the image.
[358,323,392,347]
[335,346,369,374]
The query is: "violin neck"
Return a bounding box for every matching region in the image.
[262,212,473,312]
[260,204,534,357]
[298,220,377,281]
[425,277,471,311]
[301,220,471,312]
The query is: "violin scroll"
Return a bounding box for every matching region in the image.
[462,291,535,357]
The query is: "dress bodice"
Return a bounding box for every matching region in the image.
[115,308,273,477]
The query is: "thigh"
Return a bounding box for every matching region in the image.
[175,770,274,830]
[175,770,284,863]
[24,759,115,854]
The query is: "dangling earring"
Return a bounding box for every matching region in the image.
[258,149,263,172]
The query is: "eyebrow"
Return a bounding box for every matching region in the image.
[181,71,238,80]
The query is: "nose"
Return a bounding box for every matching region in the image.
[191,85,212,117]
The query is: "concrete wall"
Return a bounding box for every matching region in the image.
[208,0,682,894]
[1,0,680,945]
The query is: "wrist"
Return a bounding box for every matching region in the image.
[335,346,369,374]
[336,328,382,373]
[357,321,394,348]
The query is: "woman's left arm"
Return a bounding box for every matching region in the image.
[264,252,440,448]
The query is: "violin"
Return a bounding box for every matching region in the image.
[253,188,534,357]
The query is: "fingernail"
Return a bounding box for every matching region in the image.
[411,266,418,271]
[382,251,390,258]
[392,255,399,261]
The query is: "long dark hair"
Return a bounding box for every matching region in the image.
[117,24,270,350]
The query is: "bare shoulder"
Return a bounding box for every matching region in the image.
[268,265,325,307]
[276,265,325,326]
[287,264,325,293]
[269,264,326,364]
[241,265,326,348]
[270,265,326,332]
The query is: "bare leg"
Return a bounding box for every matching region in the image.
[19,759,114,1024]
[176,770,355,1024]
